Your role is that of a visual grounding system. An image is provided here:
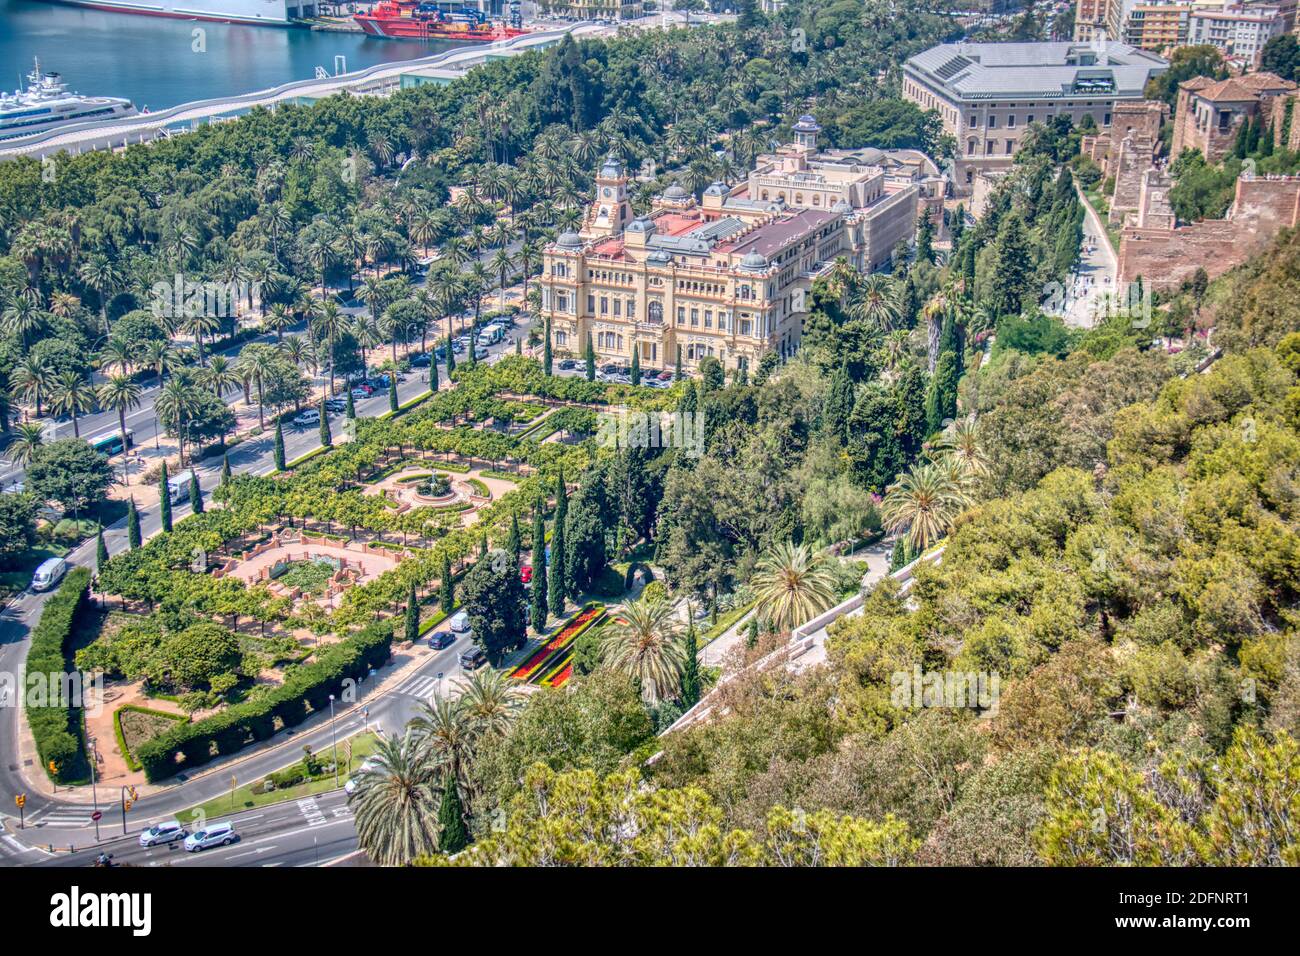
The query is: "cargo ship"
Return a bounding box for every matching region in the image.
[355,2,529,41]
[32,1,294,25]
[0,59,137,141]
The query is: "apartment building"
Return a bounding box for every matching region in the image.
[1125,3,1192,51]
[1189,4,1288,64]
[903,40,1168,192]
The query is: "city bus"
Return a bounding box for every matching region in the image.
[89,429,134,457]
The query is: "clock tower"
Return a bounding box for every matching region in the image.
[581,153,632,240]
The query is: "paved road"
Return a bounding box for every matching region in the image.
[0,325,528,867]
[1063,185,1120,330]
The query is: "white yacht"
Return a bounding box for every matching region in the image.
[0,60,137,141]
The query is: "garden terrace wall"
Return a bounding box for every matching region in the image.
[134,619,394,783]
[26,567,92,783]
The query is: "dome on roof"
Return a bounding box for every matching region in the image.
[793,114,821,131]
[703,181,728,197]
[832,198,852,213]
[663,183,689,200]
[626,217,655,234]
[599,153,624,179]
[647,249,672,264]
[555,230,583,249]
[740,250,769,271]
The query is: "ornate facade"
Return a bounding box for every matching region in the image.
[539,120,934,375]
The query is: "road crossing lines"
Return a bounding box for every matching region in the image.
[297,798,327,828]
[395,674,440,700]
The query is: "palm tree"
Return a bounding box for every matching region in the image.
[347,732,442,867]
[751,541,838,635]
[11,356,52,418]
[155,376,202,466]
[1,296,44,349]
[880,461,970,553]
[600,596,686,704]
[96,338,135,377]
[939,417,988,481]
[313,299,348,396]
[407,696,477,791]
[235,346,275,429]
[185,310,222,368]
[48,371,96,438]
[489,248,515,311]
[456,668,525,739]
[96,375,142,484]
[77,252,121,334]
[200,355,241,400]
[6,422,43,467]
[263,302,293,343]
[850,274,901,330]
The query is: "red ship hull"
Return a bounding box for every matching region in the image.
[354,16,528,41]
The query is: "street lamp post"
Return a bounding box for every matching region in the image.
[328,694,340,788]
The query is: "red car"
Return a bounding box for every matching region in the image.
[520,565,533,584]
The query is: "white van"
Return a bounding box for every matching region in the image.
[31,557,67,592]
[183,821,236,852]
[139,820,186,847]
[167,470,195,505]
[449,610,470,633]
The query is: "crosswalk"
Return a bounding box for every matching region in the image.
[395,674,441,701]
[33,807,94,829]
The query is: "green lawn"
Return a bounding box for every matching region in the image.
[183,731,380,821]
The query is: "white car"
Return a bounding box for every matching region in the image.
[138,820,186,847]
[292,409,321,427]
[183,821,236,852]
[343,756,383,795]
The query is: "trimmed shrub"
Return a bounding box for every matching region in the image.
[135,619,393,782]
[26,567,92,784]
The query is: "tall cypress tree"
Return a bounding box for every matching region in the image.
[405,582,420,643]
[319,399,332,448]
[96,525,108,569]
[437,781,469,854]
[440,553,454,614]
[823,359,854,444]
[388,377,399,413]
[127,498,141,550]
[507,513,522,566]
[274,420,286,471]
[158,461,172,533]
[675,344,683,381]
[345,386,356,419]
[189,471,204,514]
[547,521,566,617]
[543,316,553,375]
[584,331,595,381]
[430,355,440,392]
[445,333,456,375]
[221,451,232,485]
[530,507,548,632]
[681,621,700,707]
[630,348,641,386]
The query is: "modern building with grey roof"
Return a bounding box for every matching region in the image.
[903,40,1168,193]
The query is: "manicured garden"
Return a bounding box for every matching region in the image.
[510,603,605,685]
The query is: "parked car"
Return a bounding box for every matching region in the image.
[428,630,455,650]
[183,822,236,852]
[600,364,620,375]
[459,648,487,671]
[449,610,471,633]
[351,386,372,400]
[324,398,347,413]
[138,820,186,848]
[520,565,533,584]
[450,339,466,353]
[474,346,489,360]
[410,352,432,367]
[557,359,578,371]
[293,409,321,427]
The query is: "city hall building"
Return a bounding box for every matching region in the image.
[540,118,938,375]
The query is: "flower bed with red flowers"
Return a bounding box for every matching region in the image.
[509,603,605,683]
[540,657,574,688]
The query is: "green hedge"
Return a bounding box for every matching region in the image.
[134,619,394,782]
[26,567,92,784]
